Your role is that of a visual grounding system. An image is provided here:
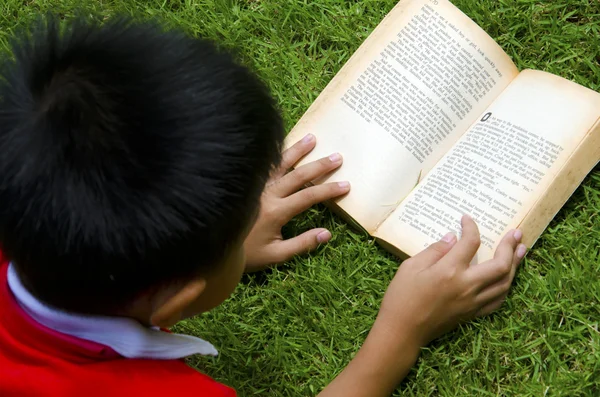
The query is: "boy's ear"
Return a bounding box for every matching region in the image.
[150,279,207,329]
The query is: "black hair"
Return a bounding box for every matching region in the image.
[0,16,283,314]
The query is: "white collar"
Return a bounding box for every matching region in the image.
[7,263,218,360]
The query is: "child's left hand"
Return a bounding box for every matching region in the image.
[244,134,350,272]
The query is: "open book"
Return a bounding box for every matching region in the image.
[285,0,600,262]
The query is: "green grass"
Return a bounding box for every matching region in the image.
[2,0,600,395]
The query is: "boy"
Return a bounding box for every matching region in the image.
[0,16,526,397]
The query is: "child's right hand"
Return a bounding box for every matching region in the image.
[375,214,525,348]
[319,215,526,397]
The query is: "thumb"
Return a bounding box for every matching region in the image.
[409,232,457,268]
[270,228,332,263]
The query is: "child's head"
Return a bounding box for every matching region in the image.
[0,16,283,325]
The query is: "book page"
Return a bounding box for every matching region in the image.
[517,118,600,248]
[376,70,600,261]
[285,0,518,232]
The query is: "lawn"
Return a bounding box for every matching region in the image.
[1,0,599,395]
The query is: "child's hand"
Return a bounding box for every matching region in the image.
[319,216,526,397]
[244,134,350,272]
[375,215,525,347]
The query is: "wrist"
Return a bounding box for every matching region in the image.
[364,318,422,370]
[371,310,427,348]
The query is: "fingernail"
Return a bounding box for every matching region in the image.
[462,214,472,222]
[513,229,523,242]
[329,153,342,163]
[517,244,527,259]
[338,181,350,190]
[303,134,315,144]
[442,232,456,244]
[317,230,332,244]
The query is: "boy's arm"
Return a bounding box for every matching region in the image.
[319,326,420,397]
[319,217,526,397]
[244,134,349,272]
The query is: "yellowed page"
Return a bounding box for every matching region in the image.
[285,0,518,232]
[375,70,600,261]
[517,118,600,248]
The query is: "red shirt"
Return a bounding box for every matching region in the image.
[0,260,236,397]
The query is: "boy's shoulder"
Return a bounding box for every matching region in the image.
[0,259,235,397]
[75,358,237,397]
[2,352,236,397]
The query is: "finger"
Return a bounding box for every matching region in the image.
[273,153,343,197]
[474,294,506,317]
[439,215,481,269]
[273,134,316,179]
[468,229,521,290]
[268,228,332,263]
[281,182,351,219]
[405,232,457,269]
[474,241,526,305]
